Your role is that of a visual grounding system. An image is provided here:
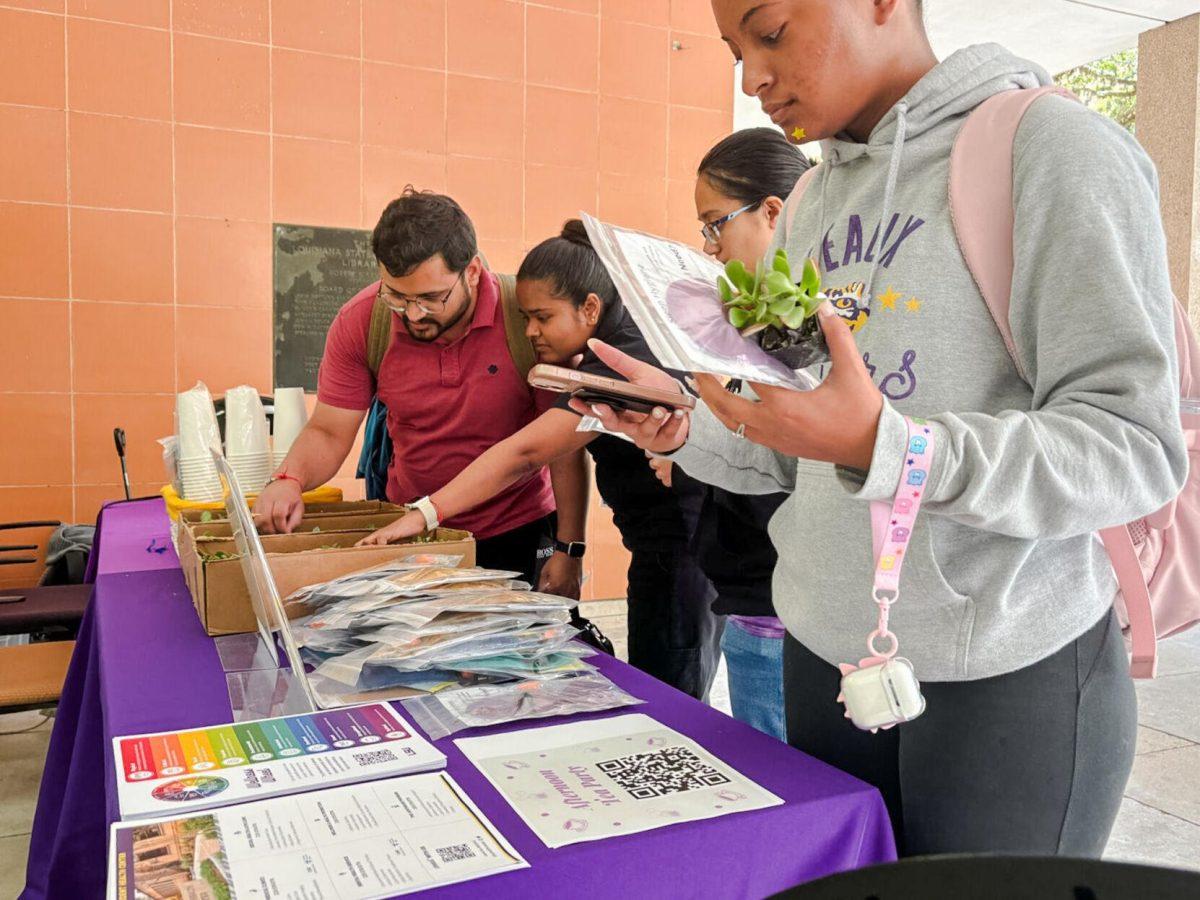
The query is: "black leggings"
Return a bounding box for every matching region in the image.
[783,609,1137,857]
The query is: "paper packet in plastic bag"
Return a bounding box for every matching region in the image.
[402,672,643,740]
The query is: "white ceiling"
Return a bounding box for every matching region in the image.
[734,0,1200,131]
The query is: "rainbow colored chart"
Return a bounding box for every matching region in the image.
[113,703,445,819]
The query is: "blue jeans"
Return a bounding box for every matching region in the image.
[721,618,786,740]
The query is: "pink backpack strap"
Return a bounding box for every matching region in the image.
[785,165,821,239]
[948,85,1074,381]
[949,85,1159,676]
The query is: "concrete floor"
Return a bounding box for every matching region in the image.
[3,607,1198,896]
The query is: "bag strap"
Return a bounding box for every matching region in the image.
[497,272,536,380]
[949,85,1159,676]
[948,85,1074,382]
[366,288,391,379]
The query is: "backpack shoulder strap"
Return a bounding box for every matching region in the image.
[496,272,536,380]
[948,85,1076,383]
[365,289,392,379]
[950,85,1162,677]
[785,164,822,240]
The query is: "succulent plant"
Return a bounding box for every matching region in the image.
[718,249,829,369]
[718,249,823,334]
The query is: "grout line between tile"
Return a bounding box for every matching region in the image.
[1121,795,1200,830]
[62,10,75,522]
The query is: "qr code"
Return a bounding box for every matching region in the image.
[436,843,475,863]
[351,749,398,767]
[596,746,731,800]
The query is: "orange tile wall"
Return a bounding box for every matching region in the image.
[0,0,733,597]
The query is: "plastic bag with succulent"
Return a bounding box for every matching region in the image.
[718,249,829,370]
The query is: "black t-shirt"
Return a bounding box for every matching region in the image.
[693,485,787,616]
[554,299,704,551]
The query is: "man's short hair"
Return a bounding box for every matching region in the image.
[371,186,478,277]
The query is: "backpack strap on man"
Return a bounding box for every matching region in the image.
[496,272,536,380]
[366,289,391,380]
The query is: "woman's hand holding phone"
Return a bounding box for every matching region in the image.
[566,340,692,454]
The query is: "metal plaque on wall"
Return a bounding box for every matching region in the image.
[273,223,377,392]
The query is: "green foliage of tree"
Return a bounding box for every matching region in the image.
[1057,48,1137,132]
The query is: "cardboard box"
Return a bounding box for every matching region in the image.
[177,504,475,636]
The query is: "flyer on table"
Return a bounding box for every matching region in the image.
[113,703,445,819]
[456,713,783,848]
[107,772,527,899]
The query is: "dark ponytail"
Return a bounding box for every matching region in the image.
[697,127,811,207]
[518,219,620,311]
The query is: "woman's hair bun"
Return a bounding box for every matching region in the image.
[559,218,592,248]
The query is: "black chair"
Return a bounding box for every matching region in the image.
[0,521,91,640]
[771,855,1200,900]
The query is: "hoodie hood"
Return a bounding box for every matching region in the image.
[808,44,1052,300]
[824,43,1052,165]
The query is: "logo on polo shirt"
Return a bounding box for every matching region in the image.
[488,364,499,375]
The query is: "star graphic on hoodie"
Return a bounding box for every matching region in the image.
[877,287,901,310]
[906,298,922,313]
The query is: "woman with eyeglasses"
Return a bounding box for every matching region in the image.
[650,128,811,739]
[360,220,724,702]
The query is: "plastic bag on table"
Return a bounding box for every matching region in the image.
[285,554,467,607]
[401,671,643,740]
[314,624,581,684]
[350,591,577,631]
[362,608,572,645]
[291,561,521,609]
[438,651,596,681]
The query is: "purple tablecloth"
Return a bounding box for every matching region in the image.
[22,498,895,899]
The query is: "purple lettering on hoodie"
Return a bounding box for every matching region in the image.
[842,215,864,267]
[822,226,840,272]
[866,213,898,263]
[878,216,926,268]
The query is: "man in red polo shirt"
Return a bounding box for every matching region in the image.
[254,189,587,596]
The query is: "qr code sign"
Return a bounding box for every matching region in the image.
[596,746,731,800]
[436,843,476,863]
[351,749,399,767]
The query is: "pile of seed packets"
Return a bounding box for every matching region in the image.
[287,555,602,699]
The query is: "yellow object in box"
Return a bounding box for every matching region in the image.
[160,483,344,521]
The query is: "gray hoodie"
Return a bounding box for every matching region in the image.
[672,44,1188,680]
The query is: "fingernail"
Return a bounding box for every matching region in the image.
[673,409,684,419]
[652,407,665,419]
[816,300,834,319]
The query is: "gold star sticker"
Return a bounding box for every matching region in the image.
[877,287,901,310]
[906,298,922,313]
[791,126,806,141]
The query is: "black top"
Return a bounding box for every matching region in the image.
[555,297,705,551]
[693,484,787,616]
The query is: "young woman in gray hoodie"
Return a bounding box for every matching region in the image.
[578,0,1189,858]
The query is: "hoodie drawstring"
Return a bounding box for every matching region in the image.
[864,100,909,302]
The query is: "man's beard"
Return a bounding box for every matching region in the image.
[402,294,471,342]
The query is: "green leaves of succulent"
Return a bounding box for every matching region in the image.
[719,250,822,336]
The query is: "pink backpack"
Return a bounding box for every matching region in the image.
[794,86,1200,677]
[951,86,1200,677]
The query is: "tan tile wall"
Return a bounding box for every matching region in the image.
[0,0,732,597]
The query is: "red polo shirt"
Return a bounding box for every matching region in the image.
[317,271,555,539]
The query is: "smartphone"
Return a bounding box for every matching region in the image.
[528,364,695,415]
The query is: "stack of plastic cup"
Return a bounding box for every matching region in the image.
[176,384,223,501]
[272,387,308,468]
[224,386,272,492]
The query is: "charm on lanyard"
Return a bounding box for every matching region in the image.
[837,417,934,732]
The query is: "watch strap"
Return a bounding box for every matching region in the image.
[412,495,440,531]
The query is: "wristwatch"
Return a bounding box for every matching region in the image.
[553,539,586,559]
[410,496,440,531]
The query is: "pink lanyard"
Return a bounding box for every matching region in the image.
[865,417,935,661]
